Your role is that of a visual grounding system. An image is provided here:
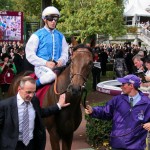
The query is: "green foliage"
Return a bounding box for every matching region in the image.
[127,26,138,33]
[85,102,112,149]
[11,0,41,22]
[0,0,126,41]
[57,0,126,42]
[0,0,41,22]
[0,0,13,10]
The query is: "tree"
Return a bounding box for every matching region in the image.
[8,0,41,22]
[0,0,13,10]
[42,0,52,10]
[57,0,126,43]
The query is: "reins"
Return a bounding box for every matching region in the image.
[81,88,88,108]
[54,75,65,95]
[54,75,88,108]
[53,65,67,95]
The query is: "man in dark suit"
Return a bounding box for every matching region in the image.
[13,47,25,74]
[0,76,70,150]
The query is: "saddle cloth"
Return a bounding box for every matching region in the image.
[29,73,51,107]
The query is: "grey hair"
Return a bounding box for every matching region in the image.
[132,54,143,61]
[19,76,36,88]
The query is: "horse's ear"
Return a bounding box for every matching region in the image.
[71,36,78,47]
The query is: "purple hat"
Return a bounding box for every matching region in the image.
[117,74,141,88]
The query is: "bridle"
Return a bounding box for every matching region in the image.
[69,49,92,84]
[54,49,93,108]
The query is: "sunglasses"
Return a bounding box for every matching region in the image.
[45,16,59,22]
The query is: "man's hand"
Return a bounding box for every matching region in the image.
[58,93,70,108]
[143,122,150,131]
[46,61,56,69]
[56,60,63,67]
[85,105,93,115]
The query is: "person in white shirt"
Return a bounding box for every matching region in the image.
[0,76,70,150]
[140,55,150,97]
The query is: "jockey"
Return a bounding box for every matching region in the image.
[25,6,69,88]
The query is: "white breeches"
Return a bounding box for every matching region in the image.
[35,66,56,85]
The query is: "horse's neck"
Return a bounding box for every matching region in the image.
[56,66,71,93]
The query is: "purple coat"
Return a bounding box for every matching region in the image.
[91,91,150,150]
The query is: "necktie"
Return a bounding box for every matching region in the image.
[130,98,134,107]
[22,102,30,146]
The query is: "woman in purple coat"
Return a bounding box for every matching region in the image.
[85,74,150,150]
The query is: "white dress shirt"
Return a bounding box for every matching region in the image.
[17,93,35,141]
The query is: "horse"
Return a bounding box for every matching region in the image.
[8,44,93,150]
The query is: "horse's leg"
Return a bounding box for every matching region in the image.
[62,133,73,150]
[47,127,60,150]
[45,129,51,150]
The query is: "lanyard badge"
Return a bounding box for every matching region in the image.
[138,110,144,120]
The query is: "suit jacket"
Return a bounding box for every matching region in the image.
[0,95,60,150]
[13,53,24,74]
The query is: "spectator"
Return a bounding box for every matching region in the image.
[114,49,128,77]
[9,48,15,60]
[0,53,17,96]
[140,55,150,97]
[85,74,150,150]
[99,49,108,76]
[132,54,147,74]
[92,51,101,91]
[13,47,25,74]
[125,48,134,74]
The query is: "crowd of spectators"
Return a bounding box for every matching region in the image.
[91,42,149,90]
[0,40,149,94]
[0,41,26,96]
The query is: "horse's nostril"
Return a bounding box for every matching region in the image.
[72,86,82,95]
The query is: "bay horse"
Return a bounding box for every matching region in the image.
[8,44,93,150]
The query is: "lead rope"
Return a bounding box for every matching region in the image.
[54,75,66,95]
[54,75,61,95]
[82,88,88,108]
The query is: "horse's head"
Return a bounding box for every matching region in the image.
[67,44,93,95]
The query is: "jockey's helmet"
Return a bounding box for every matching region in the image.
[42,6,60,19]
